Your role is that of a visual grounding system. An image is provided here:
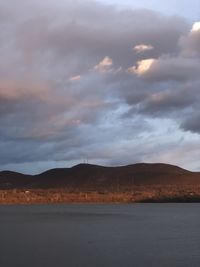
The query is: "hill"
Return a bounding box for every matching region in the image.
[0,163,200,190]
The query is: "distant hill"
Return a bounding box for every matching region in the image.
[0,163,200,190]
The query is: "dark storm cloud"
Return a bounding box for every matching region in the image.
[0,0,199,171]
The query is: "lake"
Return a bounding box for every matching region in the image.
[0,204,199,267]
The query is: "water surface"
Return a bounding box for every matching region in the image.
[0,204,199,267]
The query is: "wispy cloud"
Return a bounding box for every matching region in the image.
[133,44,154,53]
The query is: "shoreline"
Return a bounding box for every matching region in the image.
[1,186,200,204]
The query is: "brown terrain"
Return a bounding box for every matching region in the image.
[1,163,200,204]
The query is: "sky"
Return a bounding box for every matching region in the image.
[100,0,199,20]
[0,0,200,174]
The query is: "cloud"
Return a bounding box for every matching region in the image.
[191,22,200,32]
[0,80,48,100]
[128,59,155,75]
[138,86,196,116]
[94,56,113,72]
[133,44,154,53]
[0,0,200,172]
[129,56,200,82]
[69,75,81,82]
[128,22,200,82]
[181,114,200,133]
[180,21,200,56]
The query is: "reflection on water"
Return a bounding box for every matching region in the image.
[0,204,200,267]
